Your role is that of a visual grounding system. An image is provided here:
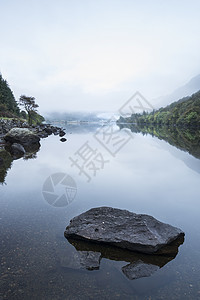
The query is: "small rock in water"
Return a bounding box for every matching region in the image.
[59,130,66,137]
[60,138,67,142]
[65,207,184,254]
[44,128,53,135]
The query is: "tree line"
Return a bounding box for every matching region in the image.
[0,73,20,117]
[118,90,200,128]
[0,73,44,125]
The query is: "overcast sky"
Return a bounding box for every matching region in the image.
[0,0,200,114]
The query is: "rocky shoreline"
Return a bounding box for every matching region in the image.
[0,118,66,160]
[0,118,65,139]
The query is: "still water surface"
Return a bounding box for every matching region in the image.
[1,123,200,299]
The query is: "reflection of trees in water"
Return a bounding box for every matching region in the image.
[22,143,40,160]
[0,144,40,184]
[23,152,37,160]
[0,149,13,184]
[118,123,200,160]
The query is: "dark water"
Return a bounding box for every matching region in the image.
[1,123,200,299]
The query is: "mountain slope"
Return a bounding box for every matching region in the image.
[118,90,200,127]
[155,74,200,108]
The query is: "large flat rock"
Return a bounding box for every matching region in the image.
[4,128,40,146]
[64,207,184,254]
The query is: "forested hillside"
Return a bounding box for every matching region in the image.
[118,90,200,127]
[0,74,20,117]
[0,73,44,124]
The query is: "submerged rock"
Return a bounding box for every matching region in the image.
[79,251,101,270]
[121,261,159,280]
[64,207,184,254]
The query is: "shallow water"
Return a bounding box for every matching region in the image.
[1,123,200,299]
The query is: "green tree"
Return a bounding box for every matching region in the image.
[19,95,39,125]
[0,73,20,117]
[120,90,200,128]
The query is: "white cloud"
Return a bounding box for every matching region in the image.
[0,0,200,112]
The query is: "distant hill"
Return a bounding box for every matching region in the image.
[45,111,112,122]
[118,90,200,127]
[155,74,200,108]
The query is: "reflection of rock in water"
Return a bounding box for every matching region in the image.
[65,234,184,280]
[5,140,40,159]
[79,251,101,270]
[0,143,40,184]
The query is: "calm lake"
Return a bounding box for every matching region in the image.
[1,123,200,300]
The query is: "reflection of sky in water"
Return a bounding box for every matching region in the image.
[1,124,200,299]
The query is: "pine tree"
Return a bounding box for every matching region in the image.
[0,73,20,117]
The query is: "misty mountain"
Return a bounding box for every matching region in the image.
[155,74,200,108]
[118,90,200,127]
[45,111,118,122]
[45,111,102,122]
